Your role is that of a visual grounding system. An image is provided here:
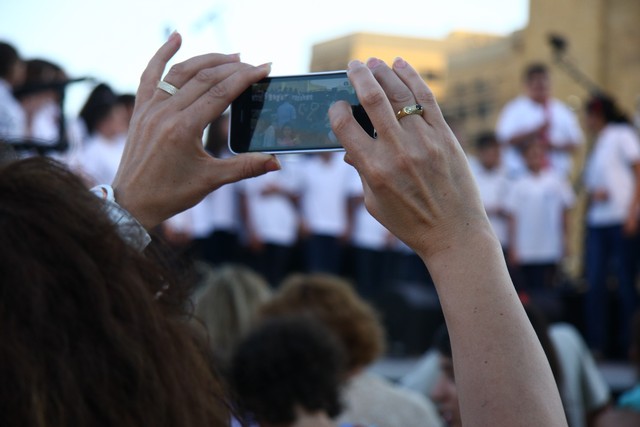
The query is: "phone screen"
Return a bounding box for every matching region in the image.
[229,71,374,154]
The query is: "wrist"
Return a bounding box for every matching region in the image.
[91,184,152,251]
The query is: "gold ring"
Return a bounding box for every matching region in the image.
[157,80,179,96]
[396,104,423,120]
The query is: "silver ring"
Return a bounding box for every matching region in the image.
[157,80,179,96]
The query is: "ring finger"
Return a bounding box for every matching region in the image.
[366,57,418,120]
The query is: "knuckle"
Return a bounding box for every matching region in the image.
[330,111,352,135]
[206,83,231,103]
[360,90,387,110]
[389,88,415,106]
[166,63,186,80]
[194,68,217,83]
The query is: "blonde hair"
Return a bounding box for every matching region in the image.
[194,264,272,370]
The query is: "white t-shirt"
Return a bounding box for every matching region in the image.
[583,123,640,226]
[496,96,583,178]
[241,155,300,246]
[468,156,511,247]
[504,169,575,263]
[346,166,391,250]
[336,371,442,427]
[297,152,353,236]
[73,133,126,186]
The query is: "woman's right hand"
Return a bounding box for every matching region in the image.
[329,57,492,260]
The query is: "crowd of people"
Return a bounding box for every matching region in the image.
[2,34,640,427]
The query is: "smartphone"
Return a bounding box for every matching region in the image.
[229,71,375,154]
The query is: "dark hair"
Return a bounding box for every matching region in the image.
[230,315,346,425]
[117,93,136,108]
[523,62,548,82]
[79,83,119,135]
[585,93,630,124]
[474,131,499,151]
[0,157,230,426]
[0,41,20,79]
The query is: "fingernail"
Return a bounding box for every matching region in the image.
[347,59,364,69]
[366,58,383,69]
[393,57,408,69]
[265,155,281,172]
[258,62,272,73]
[167,30,179,42]
[229,52,241,60]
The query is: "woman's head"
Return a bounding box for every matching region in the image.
[430,324,462,427]
[0,157,229,426]
[194,263,272,371]
[585,93,630,130]
[259,273,385,372]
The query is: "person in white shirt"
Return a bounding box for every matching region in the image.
[297,151,353,275]
[504,138,575,293]
[0,41,26,143]
[496,63,583,179]
[347,165,395,300]
[468,131,511,253]
[72,83,128,187]
[240,155,300,287]
[582,94,640,358]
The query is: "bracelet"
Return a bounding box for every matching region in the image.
[90,185,151,251]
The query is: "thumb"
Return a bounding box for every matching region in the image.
[208,153,281,187]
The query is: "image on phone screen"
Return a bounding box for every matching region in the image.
[229,71,375,154]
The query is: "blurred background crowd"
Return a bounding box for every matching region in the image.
[2,1,640,426]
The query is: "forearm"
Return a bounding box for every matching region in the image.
[420,225,566,427]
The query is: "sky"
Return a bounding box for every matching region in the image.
[1,0,528,114]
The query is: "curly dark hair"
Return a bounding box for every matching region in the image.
[0,157,229,427]
[230,314,346,425]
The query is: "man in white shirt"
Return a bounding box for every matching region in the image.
[240,155,300,287]
[496,63,583,179]
[297,152,354,275]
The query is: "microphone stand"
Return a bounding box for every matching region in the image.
[548,34,604,96]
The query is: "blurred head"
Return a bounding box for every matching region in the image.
[259,273,386,373]
[0,157,229,426]
[585,93,630,132]
[521,138,547,174]
[474,131,501,170]
[0,41,25,87]
[230,315,347,426]
[194,263,272,372]
[523,63,550,104]
[430,325,462,427]
[15,59,67,114]
[117,93,136,128]
[79,83,128,138]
